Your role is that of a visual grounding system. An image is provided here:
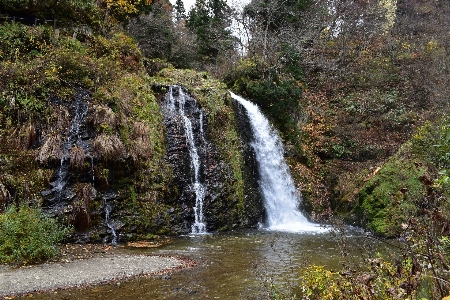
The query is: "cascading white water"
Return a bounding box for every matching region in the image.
[167,86,207,234]
[167,86,176,111]
[50,91,90,203]
[104,200,118,245]
[231,92,324,233]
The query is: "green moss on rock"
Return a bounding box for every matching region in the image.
[353,117,450,237]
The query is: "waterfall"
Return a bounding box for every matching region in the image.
[104,200,118,245]
[164,86,207,234]
[47,90,91,205]
[231,92,324,233]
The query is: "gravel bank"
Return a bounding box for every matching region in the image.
[0,254,186,297]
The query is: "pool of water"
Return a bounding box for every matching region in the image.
[29,227,394,300]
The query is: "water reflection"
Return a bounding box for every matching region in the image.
[28,229,393,300]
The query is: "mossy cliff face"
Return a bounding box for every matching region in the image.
[0,24,262,240]
[151,68,263,232]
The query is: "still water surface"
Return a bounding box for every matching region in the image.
[30,228,393,300]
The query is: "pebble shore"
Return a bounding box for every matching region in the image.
[0,253,187,297]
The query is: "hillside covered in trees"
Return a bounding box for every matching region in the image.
[0,0,449,294]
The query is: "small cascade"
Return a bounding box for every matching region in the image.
[45,90,91,206]
[104,200,118,245]
[163,85,207,234]
[167,85,177,111]
[231,92,323,233]
[55,157,67,192]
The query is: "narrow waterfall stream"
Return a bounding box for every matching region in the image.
[231,92,324,232]
[104,200,118,245]
[165,86,207,234]
[45,89,91,206]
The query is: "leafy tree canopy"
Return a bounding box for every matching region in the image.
[174,0,186,21]
[0,0,155,25]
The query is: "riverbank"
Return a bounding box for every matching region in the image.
[0,244,195,298]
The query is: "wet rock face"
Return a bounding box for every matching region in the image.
[41,89,94,212]
[233,100,264,225]
[161,86,263,233]
[38,89,119,243]
[32,85,264,239]
[162,86,209,233]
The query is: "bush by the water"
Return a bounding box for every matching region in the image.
[0,205,71,265]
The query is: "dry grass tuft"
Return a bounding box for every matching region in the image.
[36,134,63,165]
[130,121,152,160]
[133,121,149,140]
[93,134,126,162]
[21,123,37,149]
[72,183,93,231]
[70,144,86,171]
[36,105,71,165]
[8,123,37,150]
[0,182,11,211]
[89,104,117,129]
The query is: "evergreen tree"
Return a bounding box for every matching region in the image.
[127,0,175,59]
[174,0,186,22]
[186,0,233,61]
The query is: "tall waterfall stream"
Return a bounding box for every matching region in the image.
[231,92,324,232]
[42,89,97,217]
[165,86,207,234]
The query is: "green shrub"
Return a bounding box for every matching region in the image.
[0,23,52,62]
[0,0,102,29]
[0,205,71,265]
[299,254,422,299]
[357,157,425,236]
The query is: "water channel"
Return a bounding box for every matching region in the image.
[29,228,394,300]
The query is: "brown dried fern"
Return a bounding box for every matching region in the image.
[70,144,86,171]
[93,134,126,162]
[130,121,152,161]
[36,134,63,165]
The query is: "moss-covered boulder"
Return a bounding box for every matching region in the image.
[350,118,449,237]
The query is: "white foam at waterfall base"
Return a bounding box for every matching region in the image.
[231,92,327,234]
